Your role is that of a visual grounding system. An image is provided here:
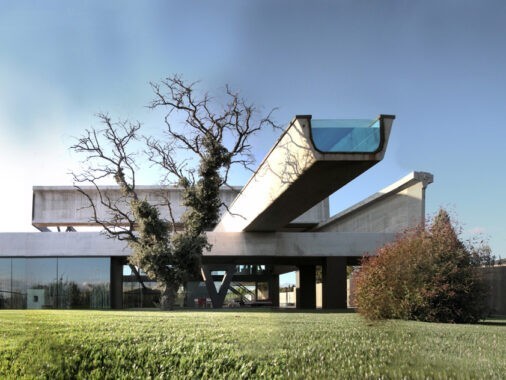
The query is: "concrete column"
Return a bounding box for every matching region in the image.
[110,257,124,309]
[201,265,236,308]
[269,275,280,307]
[297,265,316,309]
[322,257,347,309]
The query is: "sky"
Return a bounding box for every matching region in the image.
[1,1,505,267]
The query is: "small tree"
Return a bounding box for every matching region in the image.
[355,209,493,323]
[71,75,277,309]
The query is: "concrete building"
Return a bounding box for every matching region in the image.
[0,115,434,310]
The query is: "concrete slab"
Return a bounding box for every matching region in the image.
[0,231,396,258]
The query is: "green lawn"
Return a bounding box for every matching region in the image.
[0,310,505,379]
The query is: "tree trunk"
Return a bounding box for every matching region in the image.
[182,283,188,307]
[160,284,177,310]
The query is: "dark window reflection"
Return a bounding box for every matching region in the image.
[57,258,110,309]
[26,258,58,309]
[0,257,110,309]
[0,258,11,309]
[122,265,160,308]
[11,258,27,308]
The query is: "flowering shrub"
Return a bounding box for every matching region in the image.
[355,209,492,323]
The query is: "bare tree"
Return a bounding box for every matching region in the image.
[71,114,141,241]
[71,75,277,309]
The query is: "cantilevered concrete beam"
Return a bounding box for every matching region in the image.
[214,115,395,232]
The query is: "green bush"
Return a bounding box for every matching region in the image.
[355,209,492,323]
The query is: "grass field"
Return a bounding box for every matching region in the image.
[1,310,505,379]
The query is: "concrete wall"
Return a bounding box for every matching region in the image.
[279,289,296,306]
[32,185,328,229]
[316,172,433,234]
[0,232,129,257]
[0,231,397,258]
[206,232,396,257]
[32,186,240,228]
[290,198,329,226]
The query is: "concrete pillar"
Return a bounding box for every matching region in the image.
[201,265,236,308]
[296,265,316,309]
[322,257,347,309]
[269,275,280,307]
[110,257,124,309]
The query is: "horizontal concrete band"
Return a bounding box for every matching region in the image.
[31,186,328,229]
[31,186,241,228]
[0,231,396,258]
[206,232,396,257]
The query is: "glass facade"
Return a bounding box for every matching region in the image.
[0,258,278,309]
[311,118,381,153]
[0,257,110,309]
[122,265,161,308]
[58,258,110,309]
[0,258,11,309]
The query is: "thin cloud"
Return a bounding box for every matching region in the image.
[468,227,487,235]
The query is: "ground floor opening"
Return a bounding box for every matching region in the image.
[0,256,359,310]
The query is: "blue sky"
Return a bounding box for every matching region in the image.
[1,1,505,266]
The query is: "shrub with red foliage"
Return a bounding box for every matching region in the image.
[355,209,492,323]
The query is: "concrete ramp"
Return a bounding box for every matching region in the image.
[215,115,395,232]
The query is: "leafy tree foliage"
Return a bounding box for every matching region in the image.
[355,209,493,323]
[71,75,276,309]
